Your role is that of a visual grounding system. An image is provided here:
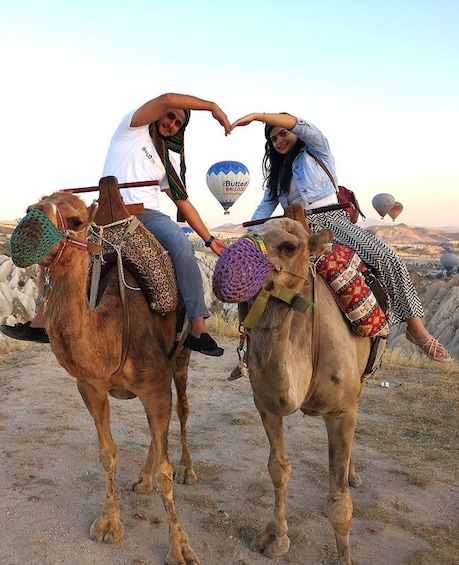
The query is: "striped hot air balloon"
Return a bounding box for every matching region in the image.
[206,161,250,214]
[388,201,403,221]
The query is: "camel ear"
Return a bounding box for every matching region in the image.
[308,229,334,255]
[88,201,99,224]
[284,203,311,233]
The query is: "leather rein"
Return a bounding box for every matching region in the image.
[46,203,101,268]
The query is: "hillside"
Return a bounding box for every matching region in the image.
[212,221,459,252]
[363,222,459,247]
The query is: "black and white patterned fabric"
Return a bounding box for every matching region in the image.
[307,208,424,325]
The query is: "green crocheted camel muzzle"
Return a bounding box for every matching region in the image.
[10,208,65,267]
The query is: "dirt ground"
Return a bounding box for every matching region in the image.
[1,336,458,565]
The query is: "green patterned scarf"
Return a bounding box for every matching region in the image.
[149,110,191,221]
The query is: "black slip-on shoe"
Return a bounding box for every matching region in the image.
[0,321,50,343]
[183,333,224,357]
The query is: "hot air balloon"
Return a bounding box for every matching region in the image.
[440,252,458,276]
[372,193,395,219]
[388,201,403,221]
[206,161,250,214]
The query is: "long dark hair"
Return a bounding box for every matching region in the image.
[262,124,305,198]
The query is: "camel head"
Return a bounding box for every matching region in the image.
[26,190,97,231]
[10,191,98,269]
[255,218,333,291]
[213,217,334,306]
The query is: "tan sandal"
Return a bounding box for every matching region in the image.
[406,331,451,362]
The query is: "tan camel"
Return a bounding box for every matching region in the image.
[14,189,200,565]
[237,216,382,565]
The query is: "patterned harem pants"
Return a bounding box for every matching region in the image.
[306,208,424,325]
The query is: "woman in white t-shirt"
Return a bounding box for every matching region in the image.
[102,92,233,356]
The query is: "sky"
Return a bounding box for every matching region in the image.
[0,0,458,229]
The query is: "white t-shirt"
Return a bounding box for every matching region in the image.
[102,110,172,211]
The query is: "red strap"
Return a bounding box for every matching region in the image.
[306,150,337,189]
[61,180,159,194]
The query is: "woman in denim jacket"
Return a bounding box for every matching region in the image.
[231,111,450,362]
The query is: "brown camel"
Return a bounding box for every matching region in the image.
[233,216,384,565]
[13,189,200,565]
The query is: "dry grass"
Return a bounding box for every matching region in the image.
[0,339,37,356]
[405,525,459,565]
[207,308,240,337]
[360,355,459,476]
[355,352,459,564]
[0,222,14,255]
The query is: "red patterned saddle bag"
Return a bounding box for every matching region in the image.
[314,243,389,338]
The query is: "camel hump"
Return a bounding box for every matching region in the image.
[94,176,131,224]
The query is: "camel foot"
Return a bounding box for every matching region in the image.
[348,460,362,488]
[348,469,362,488]
[166,542,201,565]
[130,476,154,494]
[89,515,124,544]
[250,530,290,558]
[174,465,198,485]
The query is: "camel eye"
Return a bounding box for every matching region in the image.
[67,216,85,231]
[278,241,297,254]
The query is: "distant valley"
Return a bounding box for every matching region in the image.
[211,221,459,258]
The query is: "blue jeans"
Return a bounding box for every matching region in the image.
[138,209,209,320]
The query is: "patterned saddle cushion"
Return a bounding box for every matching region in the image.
[315,243,389,338]
[89,218,179,314]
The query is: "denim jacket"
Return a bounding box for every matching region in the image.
[251,118,338,221]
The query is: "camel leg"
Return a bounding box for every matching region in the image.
[250,407,291,558]
[139,379,200,565]
[172,348,197,485]
[130,349,197,491]
[323,409,358,565]
[76,380,124,544]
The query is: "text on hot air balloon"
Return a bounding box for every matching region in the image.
[223,181,249,191]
